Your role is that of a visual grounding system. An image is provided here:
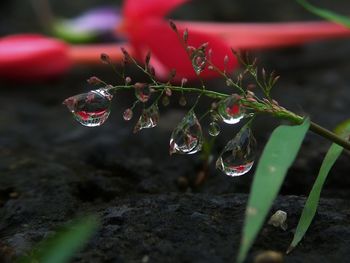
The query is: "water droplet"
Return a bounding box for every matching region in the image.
[210,111,221,121]
[162,96,170,106]
[63,88,113,127]
[191,49,207,75]
[216,127,257,176]
[135,83,151,102]
[217,95,245,124]
[179,96,187,106]
[208,122,220,137]
[123,108,133,121]
[169,111,203,155]
[133,104,159,133]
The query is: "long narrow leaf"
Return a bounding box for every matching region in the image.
[287,144,343,253]
[237,119,310,263]
[18,215,99,263]
[287,120,350,253]
[297,0,350,28]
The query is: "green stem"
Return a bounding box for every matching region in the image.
[309,121,350,150]
[107,84,350,151]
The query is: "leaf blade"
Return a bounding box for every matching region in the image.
[297,0,350,28]
[287,143,343,253]
[18,215,99,263]
[237,119,310,263]
[287,120,350,253]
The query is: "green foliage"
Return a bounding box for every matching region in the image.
[297,0,350,28]
[287,143,343,253]
[237,119,310,263]
[52,20,97,43]
[287,120,350,253]
[17,215,99,263]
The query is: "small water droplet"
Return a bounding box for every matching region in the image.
[162,96,170,106]
[208,122,220,137]
[169,111,203,155]
[135,83,151,102]
[123,108,133,121]
[216,126,257,176]
[63,88,113,127]
[210,111,221,121]
[217,95,245,124]
[133,104,159,133]
[191,49,207,75]
[179,96,187,106]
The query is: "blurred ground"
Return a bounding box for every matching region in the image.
[1,0,350,262]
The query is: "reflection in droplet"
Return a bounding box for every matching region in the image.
[63,88,113,127]
[217,95,245,124]
[216,126,257,176]
[133,104,159,133]
[208,122,220,137]
[169,111,203,155]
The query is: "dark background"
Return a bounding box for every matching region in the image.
[0,0,350,262]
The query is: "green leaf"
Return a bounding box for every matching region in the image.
[287,120,350,253]
[237,119,310,263]
[17,215,99,263]
[52,20,98,44]
[334,119,350,137]
[287,143,342,253]
[297,0,350,28]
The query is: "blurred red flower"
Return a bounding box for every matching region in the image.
[0,34,71,81]
[120,0,237,80]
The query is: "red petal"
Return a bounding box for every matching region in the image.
[176,21,350,49]
[123,0,188,19]
[0,34,71,81]
[129,19,238,81]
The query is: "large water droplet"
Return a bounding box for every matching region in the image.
[191,49,207,75]
[135,83,151,102]
[208,122,220,137]
[63,88,113,127]
[216,126,257,176]
[133,104,159,133]
[169,111,203,155]
[217,95,245,124]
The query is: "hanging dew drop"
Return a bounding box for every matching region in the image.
[208,122,220,137]
[63,88,113,127]
[217,94,245,124]
[191,49,207,75]
[162,96,170,106]
[179,95,187,106]
[123,108,133,121]
[133,104,160,133]
[216,126,257,176]
[169,111,203,155]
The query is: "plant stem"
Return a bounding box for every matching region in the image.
[108,84,350,151]
[309,121,350,150]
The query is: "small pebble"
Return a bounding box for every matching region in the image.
[254,250,283,263]
[268,210,288,230]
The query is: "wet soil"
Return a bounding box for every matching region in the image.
[1,0,350,262]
